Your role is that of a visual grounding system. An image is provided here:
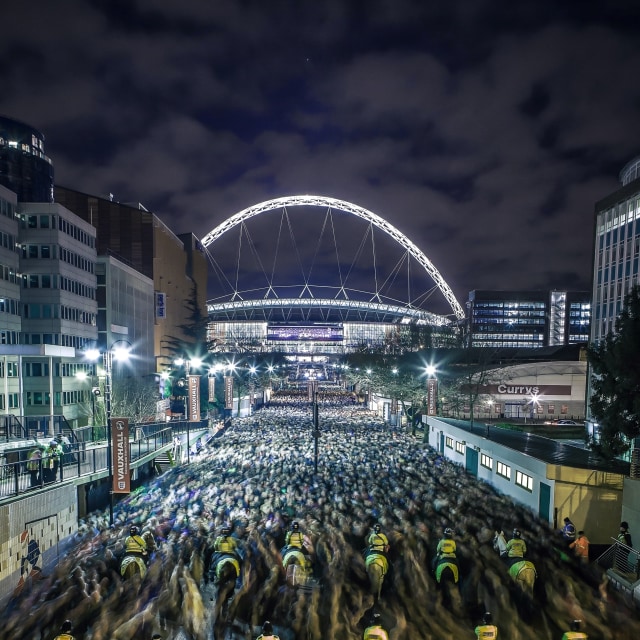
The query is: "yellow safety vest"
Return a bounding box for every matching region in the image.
[561,633,587,639]
[364,625,389,640]
[437,539,456,556]
[27,451,41,470]
[368,533,388,552]
[506,538,526,557]
[475,624,498,638]
[125,535,147,554]
[286,531,305,548]
[215,535,237,554]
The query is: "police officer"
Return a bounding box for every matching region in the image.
[436,528,457,560]
[475,612,498,639]
[124,525,148,560]
[562,517,577,547]
[363,612,389,640]
[505,528,527,566]
[257,620,280,640]
[367,523,389,554]
[211,523,239,578]
[26,446,43,487]
[53,619,75,640]
[214,524,238,555]
[561,619,587,639]
[285,521,305,549]
[618,521,632,548]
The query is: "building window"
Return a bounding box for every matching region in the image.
[455,441,465,454]
[445,436,453,449]
[515,470,533,492]
[496,461,511,480]
[480,453,493,470]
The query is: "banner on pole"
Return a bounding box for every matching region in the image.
[427,378,438,416]
[188,375,201,422]
[208,376,216,403]
[111,417,130,494]
[224,375,234,410]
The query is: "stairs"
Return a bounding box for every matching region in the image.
[154,450,175,474]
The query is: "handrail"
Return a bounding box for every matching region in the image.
[595,537,640,582]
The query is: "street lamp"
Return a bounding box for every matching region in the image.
[75,370,100,427]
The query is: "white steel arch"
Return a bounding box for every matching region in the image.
[201,195,466,320]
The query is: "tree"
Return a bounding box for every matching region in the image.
[438,347,506,425]
[587,285,640,458]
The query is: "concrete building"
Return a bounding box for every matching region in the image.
[0,185,21,351]
[1,197,98,430]
[54,187,208,373]
[442,360,588,422]
[96,255,155,378]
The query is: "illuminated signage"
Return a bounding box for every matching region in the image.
[188,375,200,422]
[267,324,343,341]
[155,292,166,318]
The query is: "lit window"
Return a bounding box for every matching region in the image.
[455,441,465,454]
[515,470,533,492]
[480,453,493,470]
[496,461,511,480]
[445,436,453,449]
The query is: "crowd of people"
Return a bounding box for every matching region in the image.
[3,392,640,639]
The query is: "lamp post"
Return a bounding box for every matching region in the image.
[311,383,320,473]
[425,365,438,444]
[86,341,132,525]
[75,370,100,427]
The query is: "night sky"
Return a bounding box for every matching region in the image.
[2,1,640,314]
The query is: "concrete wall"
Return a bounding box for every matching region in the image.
[0,484,78,603]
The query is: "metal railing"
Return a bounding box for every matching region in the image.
[0,421,206,500]
[596,538,640,582]
[0,414,27,441]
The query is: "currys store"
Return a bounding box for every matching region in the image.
[469,361,587,422]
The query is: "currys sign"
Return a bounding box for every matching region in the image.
[473,384,572,396]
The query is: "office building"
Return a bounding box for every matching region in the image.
[0,115,54,203]
[1,196,99,428]
[467,290,590,348]
[591,156,640,343]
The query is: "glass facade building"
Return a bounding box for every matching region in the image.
[467,290,590,348]
[591,156,640,343]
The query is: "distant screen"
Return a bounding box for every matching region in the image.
[267,325,344,341]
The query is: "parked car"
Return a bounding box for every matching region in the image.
[554,419,580,426]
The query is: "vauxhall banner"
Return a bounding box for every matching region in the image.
[111,417,130,494]
[188,375,201,422]
[224,375,234,410]
[426,378,438,416]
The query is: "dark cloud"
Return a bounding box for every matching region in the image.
[2,0,639,315]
